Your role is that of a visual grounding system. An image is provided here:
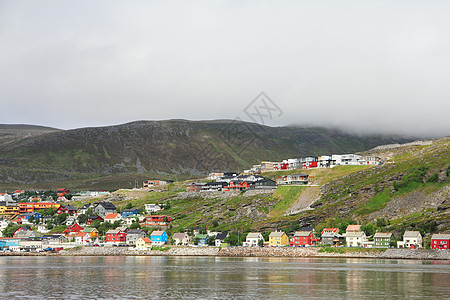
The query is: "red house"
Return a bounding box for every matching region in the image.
[145,215,173,226]
[87,215,104,224]
[303,161,318,169]
[431,234,450,250]
[106,229,127,243]
[57,205,78,215]
[225,181,251,191]
[64,223,84,234]
[290,231,314,247]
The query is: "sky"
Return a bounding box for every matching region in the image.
[0,1,449,137]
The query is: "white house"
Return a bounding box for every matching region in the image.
[75,232,94,245]
[145,204,162,213]
[172,232,191,245]
[345,231,367,247]
[397,231,423,248]
[243,232,264,247]
[104,213,122,224]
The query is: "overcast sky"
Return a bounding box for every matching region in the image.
[1,1,449,137]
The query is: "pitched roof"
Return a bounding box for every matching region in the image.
[346,231,365,237]
[106,229,121,234]
[246,232,263,239]
[215,232,228,240]
[95,202,116,210]
[151,230,166,236]
[104,213,120,219]
[128,229,145,235]
[432,233,450,240]
[76,232,87,237]
[82,227,97,233]
[294,231,313,237]
[403,231,421,238]
[172,233,186,240]
[346,225,361,232]
[269,231,286,237]
[374,232,393,238]
[140,237,152,243]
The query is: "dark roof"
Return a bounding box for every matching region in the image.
[95,202,116,210]
[301,227,314,232]
[80,204,92,209]
[205,182,227,186]
[215,232,228,240]
[122,209,139,213]
[61,205,77,211]
[88,215,103,220]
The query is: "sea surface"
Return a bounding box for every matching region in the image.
[0,256,449,299]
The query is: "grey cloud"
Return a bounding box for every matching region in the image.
[0,1,449,137]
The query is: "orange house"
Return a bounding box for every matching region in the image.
[18,202,60,213]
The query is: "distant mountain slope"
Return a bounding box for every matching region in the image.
[0,120,415,187]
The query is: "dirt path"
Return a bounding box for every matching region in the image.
[285,186,321,215]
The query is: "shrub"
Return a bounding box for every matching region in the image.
[427,173,439,183]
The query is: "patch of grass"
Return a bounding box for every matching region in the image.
[152,246,170,251]
[269,186,306,217]
[355,189,391,215]
[318,247,385,254]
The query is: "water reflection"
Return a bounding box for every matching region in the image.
[0,256,448,299]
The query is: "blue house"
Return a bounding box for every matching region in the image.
[121,209,140,218]
[195,234,209,246]
[150,230,168,245]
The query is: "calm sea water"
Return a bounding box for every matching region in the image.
[0,256,449,299]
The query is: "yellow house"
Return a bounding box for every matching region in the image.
[0,204,20,215]
[269,231,289,247]
[83,227,99,238]
[136,237,152,250]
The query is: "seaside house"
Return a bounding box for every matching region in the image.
[431,234,450,250]
[290,231,314,247]
[64,223,84,234]
[244,232,264,247]
[345,231,367,247]
[172,232,190,246]
[150,231,168,246]
[106,229,127,243]
[126,229,147,245]
[82,227,99,239]
[215,232,228,247]
[374,232,394,248]
[397,231,422,249]
[75,232,94,245]
[136,237,152,250]
[194,233,209,246]
[269,231,289,247]
[321,228,342,246]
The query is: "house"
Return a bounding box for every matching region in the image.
[290,231,314,247]
[82,227,99,239]
[65,216,76,226]
[145,215,172,226]
[143,180,173,188]
[322,228,339,235]
[124,215,142,226]
[0,201,20,215]
[36,224,50,234]
[251,179,277,190]
[243,232,264,247]
[215,232,228,247]
[104,213,122,224]
[14,230,41,239]
[225,181,251,191]
[136,237,152,250]
[116,226,130,233]
[56,188,70,197]
[93,202,117,217]
[78,203,93,215]
[397,231,423,249]
[18,202,60,214]
[374,232,394,248]
[121,209,140,218]
[105,229,127,243]
[172,232,190,245]
[57,205,78,215]
[13,226,31,236]
[64,223,84,234]
[19,239,43,252]
[269,231,289,247]
[0,237,21,251]
[201,182,228,192]
[75,232,93,245]
[126,229,147,245]
[186,183,206,193]
[150,231,168,246]
[275,174,309,185]
[194,234,209,246]
[431,233,450,250]
[145,204,162,213]
[41,234,68,244]
[346,231,367,247]
[87,215,103,224]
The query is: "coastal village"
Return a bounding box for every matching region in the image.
[1,151,449,254]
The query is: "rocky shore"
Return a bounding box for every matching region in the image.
[2,247,449,260]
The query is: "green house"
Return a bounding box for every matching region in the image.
[374,232,394,248]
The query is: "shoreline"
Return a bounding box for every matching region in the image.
[1,247,449,260]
